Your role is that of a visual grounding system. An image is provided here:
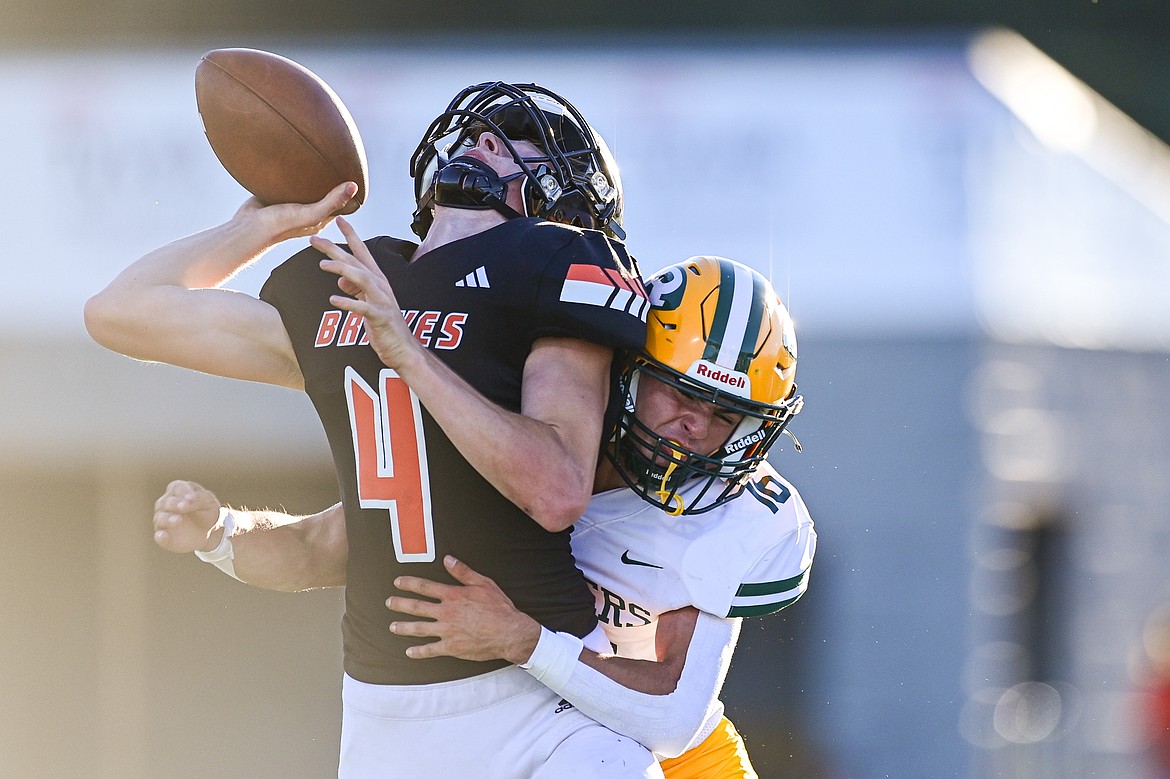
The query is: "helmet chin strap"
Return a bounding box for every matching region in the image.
[432,155,525,221]
[653,442,687,516]
[613,429,687,516]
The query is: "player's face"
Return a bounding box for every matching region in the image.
[450,131,542,215]
[633,374,744,463]
[458,131,542,178]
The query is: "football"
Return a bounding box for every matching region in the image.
[194,48,368,214]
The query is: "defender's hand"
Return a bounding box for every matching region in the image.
[152,480,223,555]
[387,556,543,665]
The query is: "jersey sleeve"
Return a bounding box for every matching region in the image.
[682,471,817,619]
[259,246,314,311]
[726,521,815,618]
[260,236,412,310]
[524,612,738,758]
[530,226,648,351]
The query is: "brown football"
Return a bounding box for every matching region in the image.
[195,48,368,214]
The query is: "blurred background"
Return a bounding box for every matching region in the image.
[3,2,1170,777]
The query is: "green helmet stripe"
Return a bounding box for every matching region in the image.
[702,260,765,373]
[737,270,767,373]
[700,261,735,364]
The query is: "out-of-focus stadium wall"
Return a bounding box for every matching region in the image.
[4,31,1170,778]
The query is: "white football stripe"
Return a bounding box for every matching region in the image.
[611,288,635,313]
[716,262,756,366]
[560,278,615,307]
[730,581,807,609]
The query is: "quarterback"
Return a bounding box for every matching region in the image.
[155,257,817,778]
[88,82,658,778]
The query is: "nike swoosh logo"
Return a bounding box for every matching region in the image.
[620,551,663,569]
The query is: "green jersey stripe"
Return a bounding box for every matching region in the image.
[735,568,809,597]
[730,568,810,618]
[728,592,804,618]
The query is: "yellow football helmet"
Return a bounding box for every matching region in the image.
[609,256,803,515]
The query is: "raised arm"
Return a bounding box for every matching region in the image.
[153,480,347,591]
[387,557,735,756]
[387,335,609,532]
[313,219,610,531]
[84,183,358,388]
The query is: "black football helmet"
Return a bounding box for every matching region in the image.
[409,82,624,241]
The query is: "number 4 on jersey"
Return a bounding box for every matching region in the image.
[345,367,435,563]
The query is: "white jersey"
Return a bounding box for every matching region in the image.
[572,462,816,660]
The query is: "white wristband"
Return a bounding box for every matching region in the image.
[194,508,241,581]
[519,627,584,689]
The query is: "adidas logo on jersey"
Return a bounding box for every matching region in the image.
[554,698,575,714]
[455,266,490,288]
[559,263,648,321]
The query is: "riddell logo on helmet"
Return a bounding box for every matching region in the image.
[690,361,749,396]
[724,428,768,454]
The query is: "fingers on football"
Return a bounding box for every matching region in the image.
[325,181,358,212]
[296,182,356,224]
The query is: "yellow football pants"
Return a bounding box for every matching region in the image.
[658,716,758,779]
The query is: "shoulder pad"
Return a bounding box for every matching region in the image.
[680,468,817,619]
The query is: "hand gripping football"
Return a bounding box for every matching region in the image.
[195,48,368,214]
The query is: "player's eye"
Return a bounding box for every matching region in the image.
[465,121,491,143]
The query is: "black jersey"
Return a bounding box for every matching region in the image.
[260,218,647,685]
